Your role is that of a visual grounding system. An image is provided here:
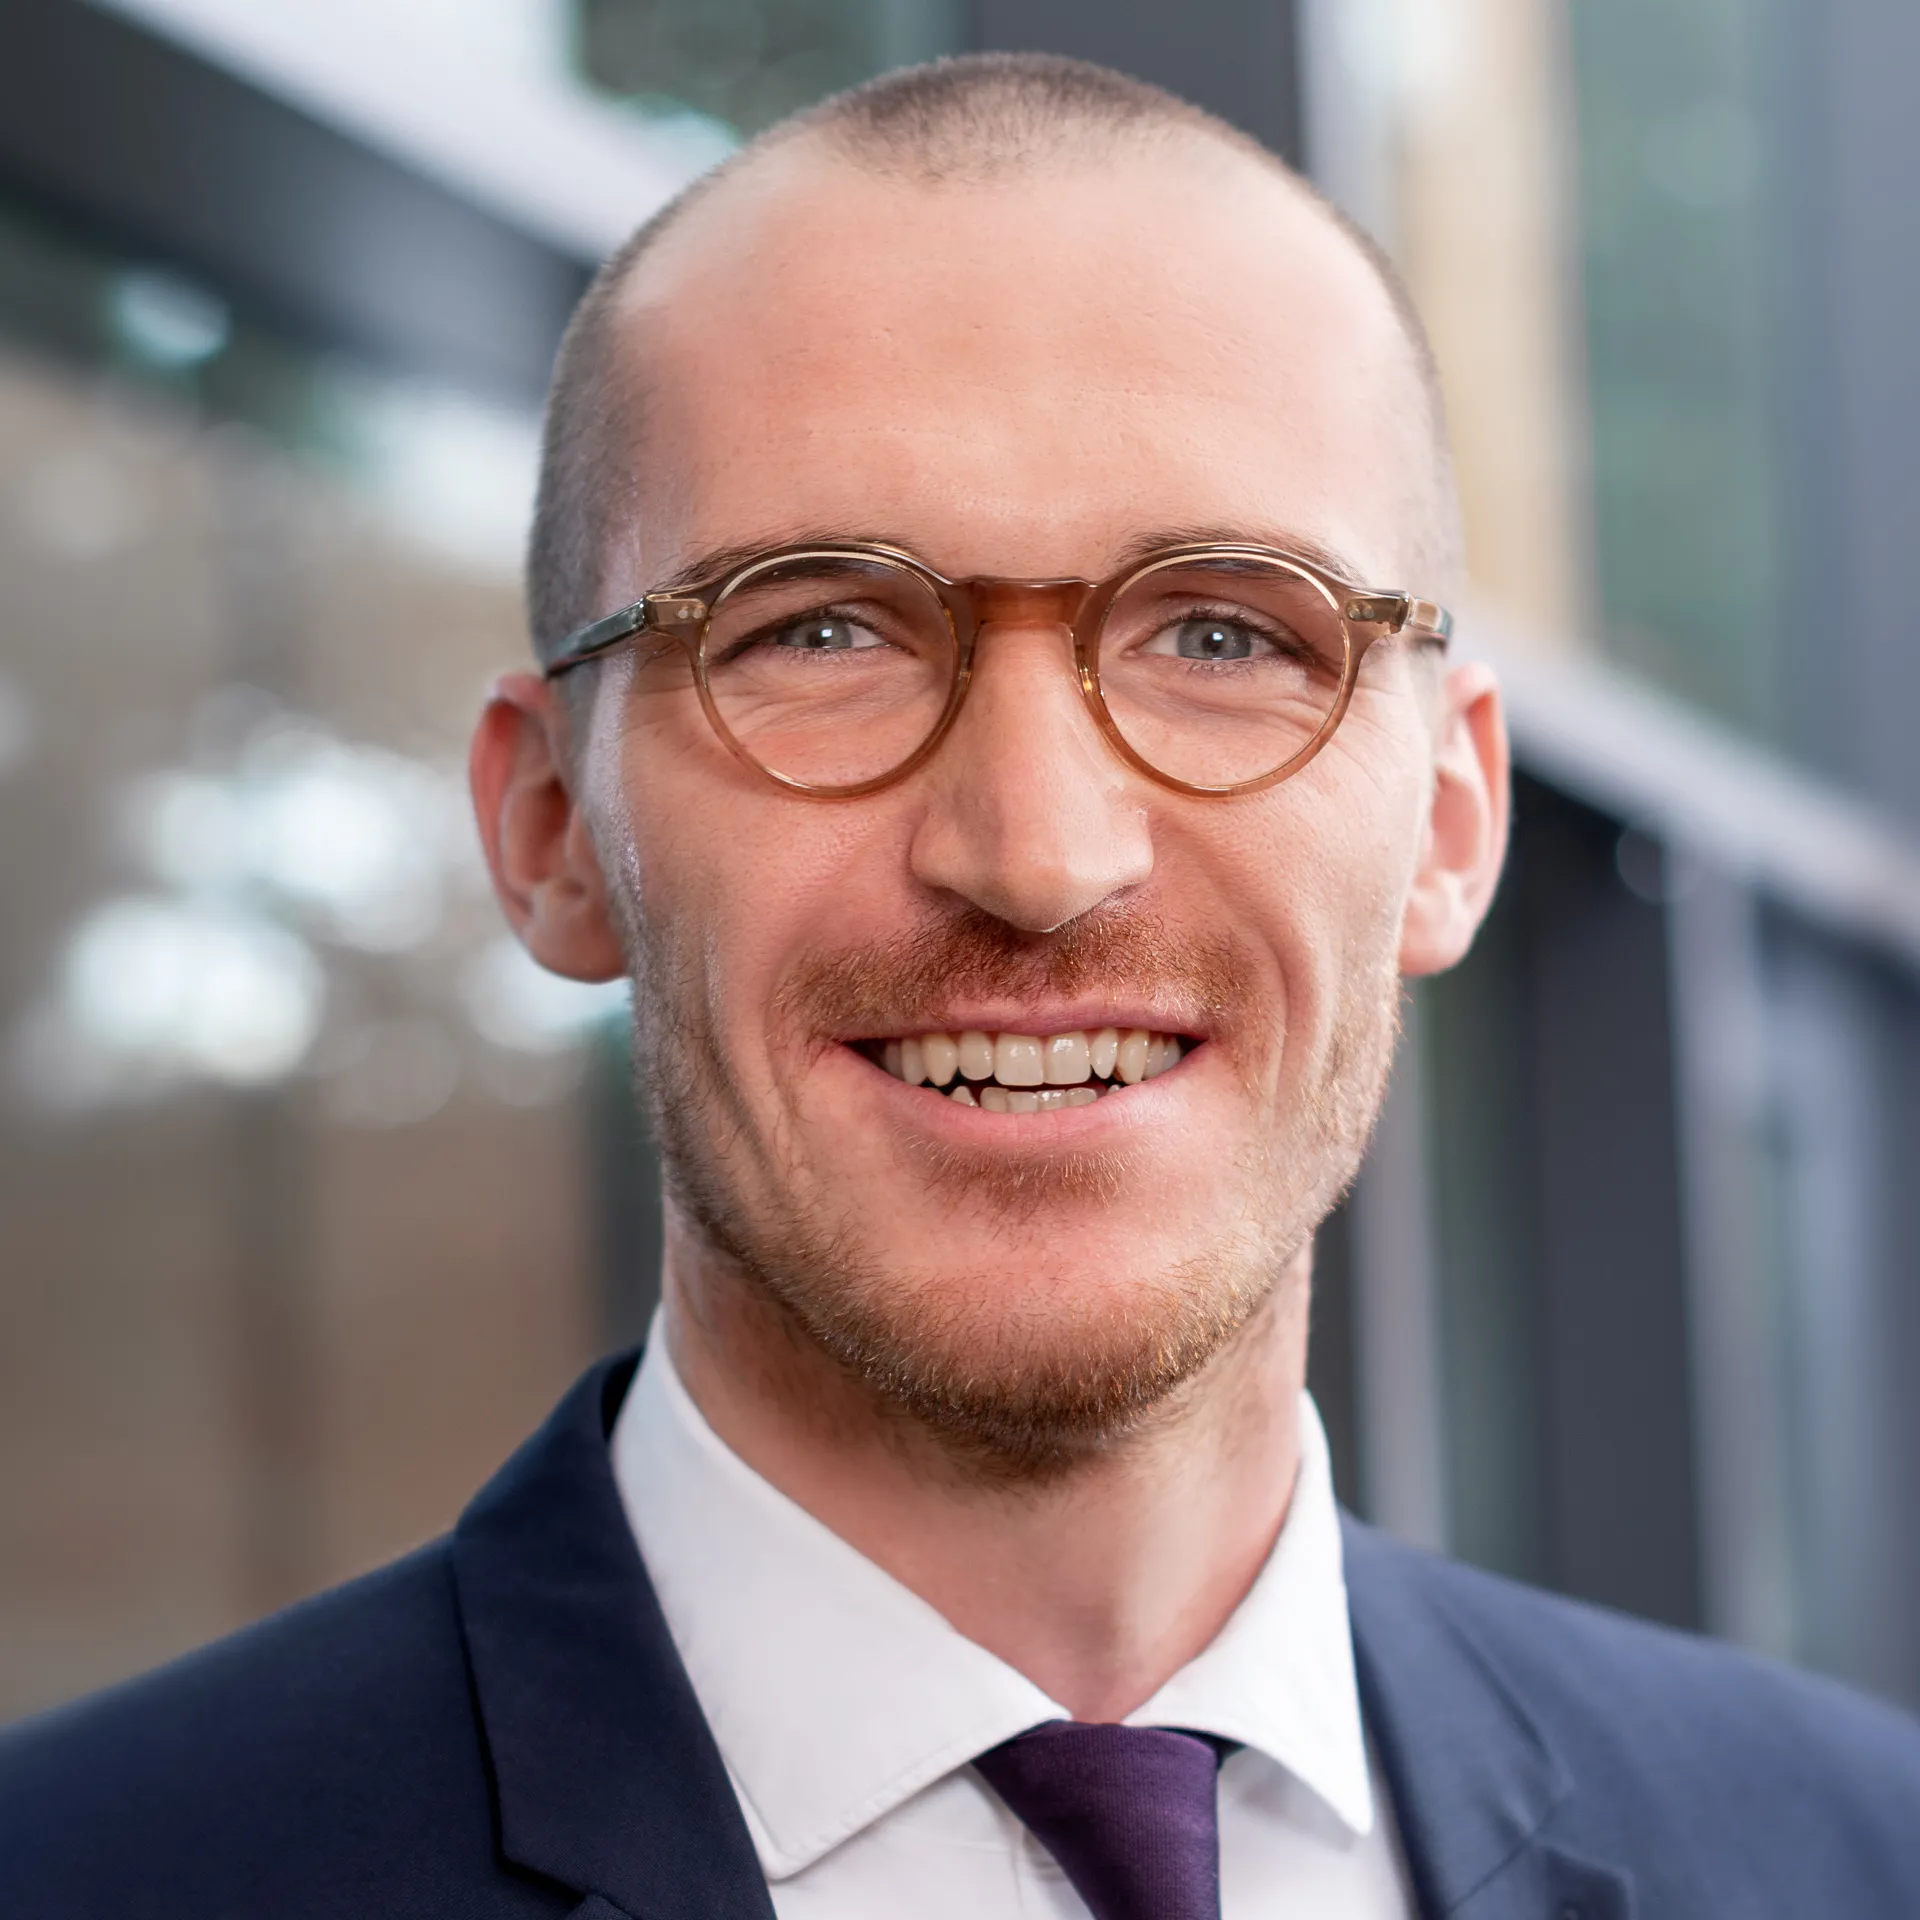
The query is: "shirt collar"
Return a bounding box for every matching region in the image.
[612,1334,1374,1881]
[1127,1396,1375,1834]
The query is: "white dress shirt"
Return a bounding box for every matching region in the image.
[612,1336,1416,1917]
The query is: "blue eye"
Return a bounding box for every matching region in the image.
[1148,618,1272,663]
[774,617,883,652]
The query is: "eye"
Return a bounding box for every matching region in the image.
[770,614,887,652]
[1143,616,1279,664]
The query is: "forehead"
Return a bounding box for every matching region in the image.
[615,141,1430,586]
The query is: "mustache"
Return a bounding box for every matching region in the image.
[775,905,1252,1036]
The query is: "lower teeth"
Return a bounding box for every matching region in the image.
[963,1083,1103,1112]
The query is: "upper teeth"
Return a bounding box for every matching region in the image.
[878,1027,1183,1094]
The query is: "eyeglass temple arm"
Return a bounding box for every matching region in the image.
[1344,592,1453,648]
[541,590,713,677]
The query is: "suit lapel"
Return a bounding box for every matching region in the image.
[453,1352,775,1920]
[1342,1518,1635,1919]
[451,1360,1639,1920]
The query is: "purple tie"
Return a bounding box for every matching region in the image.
[974,1721,1228,1920]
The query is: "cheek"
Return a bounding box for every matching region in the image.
[1202,750,1424,1049]
[610,719,909,1059]
[1305,702,1433,923]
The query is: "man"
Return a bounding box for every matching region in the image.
[4,52,1918,1920]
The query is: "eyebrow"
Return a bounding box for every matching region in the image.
[660,523,1381,593]
[661,536,838,592]
[1107,524,1375,584]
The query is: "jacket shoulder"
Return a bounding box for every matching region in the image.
[1348,1523,1920,1901]
[0,1541,568,1919]
[1412,1540,1920,1776]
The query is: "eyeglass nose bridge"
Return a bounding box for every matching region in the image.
[931,576,1116,777]
[955,576,1097,632]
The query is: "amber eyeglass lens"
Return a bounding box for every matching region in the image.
[698,554,958,789]
[1093,556,1350,791]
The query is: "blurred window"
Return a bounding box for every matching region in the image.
[1568,0,1789,747]
[0,188,611,1720]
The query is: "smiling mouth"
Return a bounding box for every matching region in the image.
[862,1026,1191,1112]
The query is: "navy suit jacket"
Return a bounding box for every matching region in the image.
[5,1351,1920,1918]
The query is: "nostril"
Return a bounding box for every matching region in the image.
[905,701,1155,926]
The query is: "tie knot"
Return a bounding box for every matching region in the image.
[974,1721,1227,1920]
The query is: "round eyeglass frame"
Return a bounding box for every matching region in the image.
[539,540,1453,800]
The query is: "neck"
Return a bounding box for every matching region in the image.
[659,1213,1310,1722]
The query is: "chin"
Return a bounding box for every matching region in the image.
[747,1205,1290,1482]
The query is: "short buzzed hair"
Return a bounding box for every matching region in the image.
[526,52,1452,665]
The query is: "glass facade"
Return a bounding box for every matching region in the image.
[0,192,605,1719]
[1568,0,1793,748]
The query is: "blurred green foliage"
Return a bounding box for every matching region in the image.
[573,0,957,140]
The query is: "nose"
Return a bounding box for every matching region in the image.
[907,620,1154,931]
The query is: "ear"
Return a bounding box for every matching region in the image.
[1399,660,1510,977]
[469,671,627,983]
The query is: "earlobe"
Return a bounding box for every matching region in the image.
[469,672,628,984]
[1398,662,1510,978]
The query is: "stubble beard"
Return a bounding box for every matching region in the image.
[620,895,1402,1484]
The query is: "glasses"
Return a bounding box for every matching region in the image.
[540,540,1452,799]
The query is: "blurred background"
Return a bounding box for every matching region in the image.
[2,0,1917,1722]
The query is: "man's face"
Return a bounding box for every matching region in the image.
[536,144,1488,1465]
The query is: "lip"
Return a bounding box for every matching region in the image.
[826,1000,1214,1043]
